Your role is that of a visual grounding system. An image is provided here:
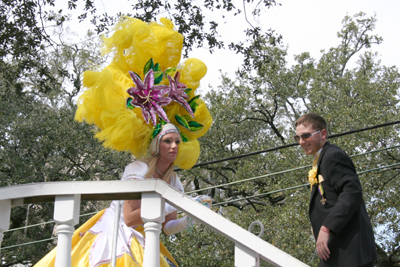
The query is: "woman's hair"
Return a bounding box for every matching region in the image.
[142,156,176,183]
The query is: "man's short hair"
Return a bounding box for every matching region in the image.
[295,113,327,132]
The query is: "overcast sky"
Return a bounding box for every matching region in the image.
[62,0,400,91]
[189,0,400,89]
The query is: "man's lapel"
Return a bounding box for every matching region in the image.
[317,142,330,170]
[309,142,330,206]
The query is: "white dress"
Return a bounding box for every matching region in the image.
[34,161,181,267]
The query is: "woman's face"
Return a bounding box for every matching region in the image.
[158,132,180,163]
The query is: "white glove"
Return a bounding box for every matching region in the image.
[163,195,212,235]
[163,216,194,236]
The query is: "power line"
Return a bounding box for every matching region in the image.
[187,144,400,194]
[213,162,400,207]
[4,211,98,234]
[4,144,399,236]
[3,161,399,251]
[176,120,400,170]
[2,123,399,250]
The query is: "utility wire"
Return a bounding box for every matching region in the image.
[187,144,400,194]
[4,144,399,235]
[176,120,400,170]
[213,162,400,206]
[3,161,399,250]
[4,212,98,233]
[2,122,399,250]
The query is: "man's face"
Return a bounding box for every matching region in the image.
[295,123,326,156]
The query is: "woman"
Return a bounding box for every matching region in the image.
[122,123,194,239]
[35,124,191,267]
[35,17,212,267]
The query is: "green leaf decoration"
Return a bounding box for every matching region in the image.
[154,63,161,72]
[188,95,200,104]
[188,121,203,131]
[188,95,200,112]
[184,88,192,97]
[144,58,154,75]
[165,67,177,77]
[180,132,190,142]
[151,123,163,139]
[126,98,135,110]
[183,115,192,121]
[175,114,190,130]
[190,102,199,113]
[154,71,164,84]
[133,72,141,80]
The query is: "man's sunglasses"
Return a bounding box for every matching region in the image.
[294,130,320,142]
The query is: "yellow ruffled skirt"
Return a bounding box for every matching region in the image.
[34,208,178,267]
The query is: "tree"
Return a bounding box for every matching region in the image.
[0,26,133,264]
[0,0,283,265]
[0,0,280,81]
[1,2,399,266]
[170,12,400,266]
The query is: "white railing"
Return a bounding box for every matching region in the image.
[0,179,309,267]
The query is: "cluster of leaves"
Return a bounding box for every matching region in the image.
[1,0,399,266]
[0,5,132,264]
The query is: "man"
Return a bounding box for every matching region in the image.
[295,113,377,267]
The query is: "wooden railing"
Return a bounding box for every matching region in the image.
[0,179,309,267]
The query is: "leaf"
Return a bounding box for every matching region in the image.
[188,121,203,131]
[126,98,135,109]
[133,72,141,80]
[180,132,190,142]
[184,88,192,97]
[154,63,161,72]
[188,95,200,104]
[144,58,154,74]
[175,114,190,130]
[154,71,164,84]
[165,67,177,77]
[190,102,198,113]
[188,95,200,112]
[151,123,163,139]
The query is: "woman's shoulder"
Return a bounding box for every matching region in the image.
[170,173,184,193]
[121,160,148,180]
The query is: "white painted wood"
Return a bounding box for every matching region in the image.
[0,180,310,267]
[54,194,81,267]
[0,199,11,255]
[235,242,259,267]
[111,201,122,267]
[141,192,164,267]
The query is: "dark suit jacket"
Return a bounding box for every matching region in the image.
[309,142,377,267]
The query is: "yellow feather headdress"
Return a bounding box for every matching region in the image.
[75,17,212,169]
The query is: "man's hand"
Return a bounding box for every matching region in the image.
[316,226,331,261]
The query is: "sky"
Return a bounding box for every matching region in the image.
[189,0,400,89]
[60,0,400,91]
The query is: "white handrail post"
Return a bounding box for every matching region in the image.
[54,194,81,267]
[111,200,122,267]
[0,199,11,256]
[235,242,259,267]
[141,192,164,267]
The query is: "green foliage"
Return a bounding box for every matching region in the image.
[175,12,400,266]
[1,2,399,266]
[0,18,131,264]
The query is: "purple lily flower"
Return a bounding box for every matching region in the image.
[167,72,194,118]
[127,69,171,125]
